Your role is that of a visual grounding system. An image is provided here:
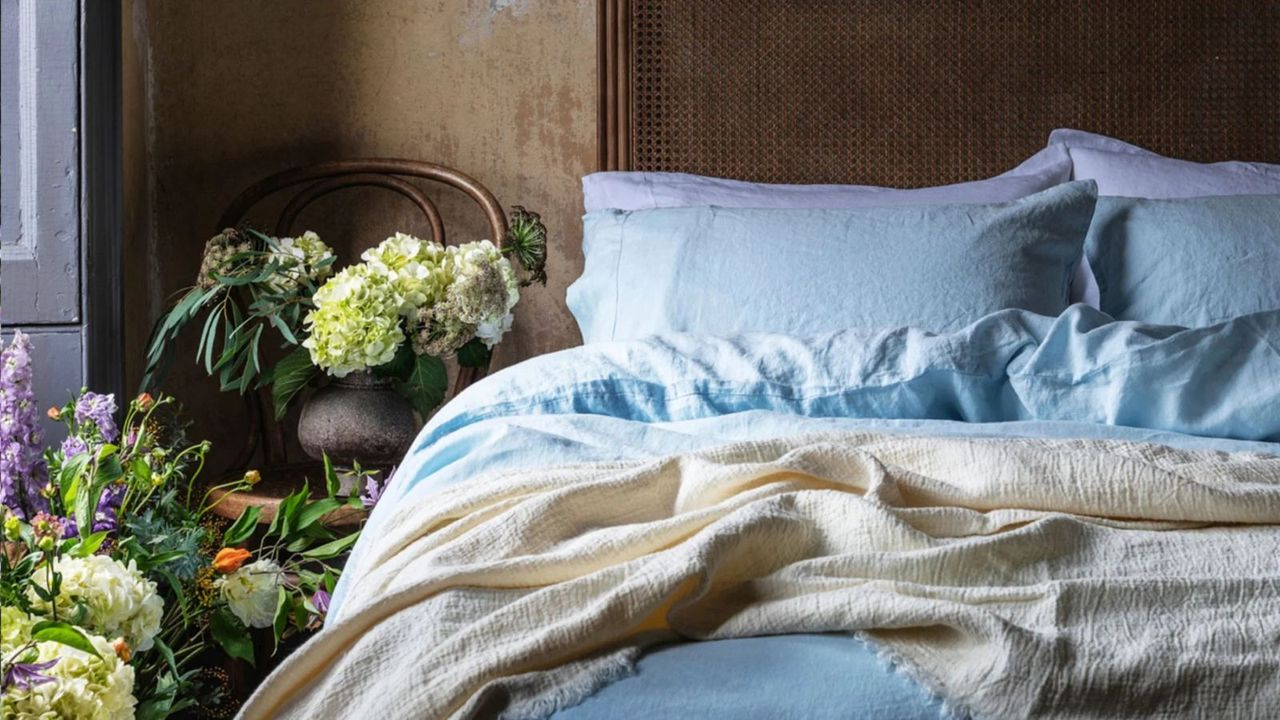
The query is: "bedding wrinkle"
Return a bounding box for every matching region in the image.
[241,433,1280,719]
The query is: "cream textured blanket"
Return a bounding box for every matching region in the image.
[239,433,1280,719]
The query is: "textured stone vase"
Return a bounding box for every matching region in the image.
[297,372,419,466]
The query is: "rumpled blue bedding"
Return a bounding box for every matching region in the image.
[331,305,1280,719]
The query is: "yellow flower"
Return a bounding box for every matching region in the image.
[242,469,262,486]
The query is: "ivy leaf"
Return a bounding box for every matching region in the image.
[223,506,263,546]
[269,347,318,421]
[210,608,254,666]
[456,339,491,369]
[394,354,448,419]
[32,621,101,658]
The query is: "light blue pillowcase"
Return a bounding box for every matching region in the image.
[568,180,1098,343]
[1086,194,1280,326]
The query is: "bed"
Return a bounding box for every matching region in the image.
[239,2,1280,718]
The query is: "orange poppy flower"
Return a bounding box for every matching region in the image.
[212,547,252,574]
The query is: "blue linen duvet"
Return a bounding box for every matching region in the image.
[332,305,1280,719]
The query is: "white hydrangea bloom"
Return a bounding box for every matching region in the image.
[27,555,164,652]
[267,230,335,292]
[1,606,137,720]
[216,559,283,628]
[303,264,406,376]
[448,240,519,348]
[361,232,452,317]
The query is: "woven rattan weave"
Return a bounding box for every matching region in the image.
[600,0,1280,185]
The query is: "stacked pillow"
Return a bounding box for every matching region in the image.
[1052,130,1280,327]
[571,130,1279,343]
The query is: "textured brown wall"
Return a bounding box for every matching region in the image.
[123,0,595,474]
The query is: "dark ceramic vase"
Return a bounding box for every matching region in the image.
[297,372,418,466]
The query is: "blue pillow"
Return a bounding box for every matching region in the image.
[1086,194,1280,326]
[568,181,1097,343]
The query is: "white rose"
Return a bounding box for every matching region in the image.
[217,559,283,628]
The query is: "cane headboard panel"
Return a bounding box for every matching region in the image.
[598,0,1280,185]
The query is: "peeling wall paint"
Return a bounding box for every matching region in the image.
[123,0,597,473]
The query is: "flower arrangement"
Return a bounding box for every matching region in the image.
[143,209,547,420]
[2,332,377,719]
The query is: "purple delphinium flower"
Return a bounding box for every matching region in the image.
[60,435,89,459]
[74,392,118,443]
[0,332,48,519]
[1,658,58,691]
[92,482,126,533]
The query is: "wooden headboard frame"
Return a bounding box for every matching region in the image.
[598,0,1280,185]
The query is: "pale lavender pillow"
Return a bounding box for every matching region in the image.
[583,145,1072,212]
[1049,129,1280,198]
[582,145,1098,304]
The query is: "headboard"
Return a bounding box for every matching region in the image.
[598,0,1280,185]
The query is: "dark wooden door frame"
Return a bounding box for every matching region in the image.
[80,0,124,399]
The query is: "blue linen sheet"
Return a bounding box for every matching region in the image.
[332,305,1280,719]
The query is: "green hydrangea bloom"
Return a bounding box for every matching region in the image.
[303,264,406,376]
[1,606,136,720]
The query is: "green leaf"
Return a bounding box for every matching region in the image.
[268,312,300,345]
[456,338,491,369]
[210,608,254,666]
[299,532,359,560]
[373,343,415,381]
[156,567,190,624]
[294,498,342,533]
[223,506,262,546]
[394,354,448,419]
[31,621,101,658]
[58,453,91,506]
[73,531,109,557]
[153,635,181,677]
[199,303,222,374]
[267,485,309,539]
[322,453,340,498]
[75,466,119,539]
[269,347,318,420]
[271,587,290,652]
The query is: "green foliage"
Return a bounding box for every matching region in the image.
[456,338,492,369]
[140,229,321,402]
[394,354,449,418]
[222,506,262,547]
[31,620,101,658]
[267,346,319,420]
[210,608,254,666]
[503,205,549,286]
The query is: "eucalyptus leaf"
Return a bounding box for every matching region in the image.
[269,347,318,420]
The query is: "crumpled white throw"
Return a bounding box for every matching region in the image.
[239,433,1280,719]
